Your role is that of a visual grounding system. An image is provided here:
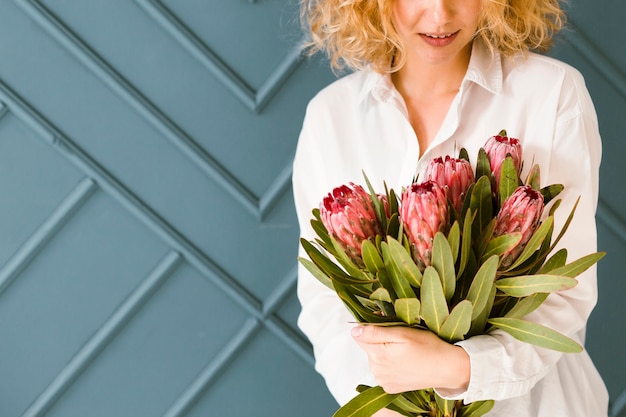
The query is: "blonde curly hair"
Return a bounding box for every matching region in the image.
[300,0,567,73]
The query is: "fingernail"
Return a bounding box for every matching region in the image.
[351,326,363,337]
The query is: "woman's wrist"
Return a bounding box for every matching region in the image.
[437,345,471,392]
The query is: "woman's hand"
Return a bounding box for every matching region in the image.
[372,409,404,417]
[351,325,470,394]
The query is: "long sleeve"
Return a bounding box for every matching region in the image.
[292,99,376,405]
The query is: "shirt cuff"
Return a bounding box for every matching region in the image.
[434,335,506,403]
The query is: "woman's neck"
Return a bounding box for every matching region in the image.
[389,42,473,155]
[391,43,472,101]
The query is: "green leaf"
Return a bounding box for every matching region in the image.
[538,248,568,273]
[481,232,522,262]
[475,217,497,261]
[420,267,449,334]
[390,393,429,414]
[548,252,606,278]
[329,236,372,281]
[498,156,519,207]
[476,148,491,179]
[358,295,381,311]
[362,239,385,274]
[470,176,493,235]
[333,286,366,322]
[435,393,456,416]
[311,217,333,248]
[298,257,333,290]
[448,221,461,264]
[459,147,470,162]
[388,188,400,217]
[468,283,496,336]
[439,300,473,343]
[300,239,373,289]
[387,213,402,241]
[466,255,498,320]
[386,237,423,288]
[549,197,580,251]
[503,293,549,319]
[507,217,554,271]
[381,241,416,299]
[370,287,392,303]
[487,317,583,353]
[333,385,399,417]
[458,209,473,278]
[496,274,577,297]
[525,164,541,190]
[431,232,456,302]
[376,270,398,301]
[541,183,564,206]
[459,400,495,417]
[363,172,388,232]
[548,198,562,217]
[395,298,422,326]
[403,390,432,411]
[335,284,392,324]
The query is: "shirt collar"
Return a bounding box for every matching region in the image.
[360,39,504,103]
[464,39,503,94]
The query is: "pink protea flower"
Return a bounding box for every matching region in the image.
[400,181,449,271]
[320,183,382,261]
[424,155,475,213]
[484,130,522,188]
[494,185,545,268]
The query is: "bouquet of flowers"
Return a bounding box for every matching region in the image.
[298,130,605,417]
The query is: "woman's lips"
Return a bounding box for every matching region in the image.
[419,31,459,47]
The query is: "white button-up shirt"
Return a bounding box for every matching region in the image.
[292,40,609,416]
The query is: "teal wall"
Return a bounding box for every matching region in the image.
[0,1,622,416]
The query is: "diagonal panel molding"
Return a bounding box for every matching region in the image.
[134,0,303,114]
[0,77,262,315]
[0,177,97,295]
[21,251,182,417]
[162,318,260,417]
[15,0,297,221]
[0,78,313,374]
[164,266,309,417]
[15,0,257,216]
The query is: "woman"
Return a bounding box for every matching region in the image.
[292,0,608,415]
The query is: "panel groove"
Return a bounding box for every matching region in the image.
[15,0,261,218]
[264,315,315,367]
[0,101,8,120]
[162,318,260,417]
[259,160,293,220]
[0,78,263,316]
[262,265,296,317]
[252,42,303,113]
[21,251,183,417]
[135,0,255,108]
[0,177,97,295]
[568,20,626,99]
[261,265,315,365]
[0,80,312,370]
[610,389,626,417]
[134,0,303,114]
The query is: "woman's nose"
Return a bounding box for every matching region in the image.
[431,0,454,25]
